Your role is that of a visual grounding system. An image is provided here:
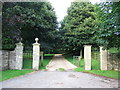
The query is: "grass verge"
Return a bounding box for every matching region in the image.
[74,68,119,79]
[0,70,33,81]
[64,55,120,79]
[39,57,52,69]
[57,68,66,72]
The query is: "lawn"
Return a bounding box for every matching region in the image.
[0,70,33,81]
[44,54,55,56]
[64,54,120,79]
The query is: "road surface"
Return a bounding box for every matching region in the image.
[1,54,118,88]
[1,71,118,88]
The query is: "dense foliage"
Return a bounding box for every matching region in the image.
[94,2,120,49]
[59,2,120,54]
[2,2,120,54]
[59,2,98,54]
[2,2,59,53]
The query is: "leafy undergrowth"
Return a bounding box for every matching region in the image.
[109,48,120,53]
[0,70,33,81]
[64,55,120,79]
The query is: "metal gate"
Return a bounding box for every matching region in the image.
[23,46,33,69]
[91,47,100,70]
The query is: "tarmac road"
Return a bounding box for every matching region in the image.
[1,71,118,88]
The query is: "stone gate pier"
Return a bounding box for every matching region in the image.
[32,38,40,70]
[100,46,107,70]
[84,45,92,70]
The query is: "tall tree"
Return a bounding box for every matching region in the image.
[2,2,58,53]
[60,2,97,54]
[94,2,120,49]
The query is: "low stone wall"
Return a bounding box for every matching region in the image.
[9,50,16,69]
[0,50,16,71]
[0,42,23,71]
[0,50,9,70]
[107,53,120,71]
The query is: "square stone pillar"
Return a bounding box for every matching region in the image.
[84,45,92,70]
[15,42,23,70]
[100,46,107,70]
[32,38,40,70]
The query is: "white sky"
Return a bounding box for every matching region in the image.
[48,0,101,22]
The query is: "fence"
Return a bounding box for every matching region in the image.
[23,51,44,69]
[23,51,33,59]
[23,51,44,59]
[91,47,99,70]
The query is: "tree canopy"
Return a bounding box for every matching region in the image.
[2,2,120,54]
[59,2,98,54]
[94,2,120,49]
[59,2,120,54]
[2,2,58,53]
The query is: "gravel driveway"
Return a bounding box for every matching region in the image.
[46,54,77,71]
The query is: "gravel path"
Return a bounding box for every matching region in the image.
[46,54,77,71]
[1,71,118,88]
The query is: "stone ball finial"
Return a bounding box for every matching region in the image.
[35,38,39,43]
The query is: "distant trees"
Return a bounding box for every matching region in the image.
[2,2,58,53]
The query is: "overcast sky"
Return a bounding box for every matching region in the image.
[48,0,101,22]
